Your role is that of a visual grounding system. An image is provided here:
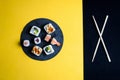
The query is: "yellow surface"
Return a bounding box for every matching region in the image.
[0,0,83,80]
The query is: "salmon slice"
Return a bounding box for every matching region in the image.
[44,34,51,42]
[51,38,61,46]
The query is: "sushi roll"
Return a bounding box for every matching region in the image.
[34,37,41,44]
[30,26,41,36]
[31,46,42,56]
[23,40,30,47]
[44,34,51,42]
[51,38,61,46]
[43,45,54,55]
[44,23,55,34]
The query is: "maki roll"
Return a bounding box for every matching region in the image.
[31,46,42,56]
[30,26,41,36]
[43,45,54,55]
[23,40,30,47]
[44,23,55,34]
[34,37,41,44]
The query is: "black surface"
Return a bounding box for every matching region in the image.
[20,18,64,61]
[83,0,120,80]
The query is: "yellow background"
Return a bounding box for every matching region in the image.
[0,0,83,80]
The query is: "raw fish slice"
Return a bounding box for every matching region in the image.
[51,38,61,46]
[44,34,51,42]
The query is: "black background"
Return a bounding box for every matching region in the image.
[83,0,120,80]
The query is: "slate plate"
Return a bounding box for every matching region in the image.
[20,18,64,61]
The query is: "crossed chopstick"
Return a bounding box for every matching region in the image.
[92,15,111,62]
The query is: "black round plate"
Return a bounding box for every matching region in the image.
[20,18,64,61]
